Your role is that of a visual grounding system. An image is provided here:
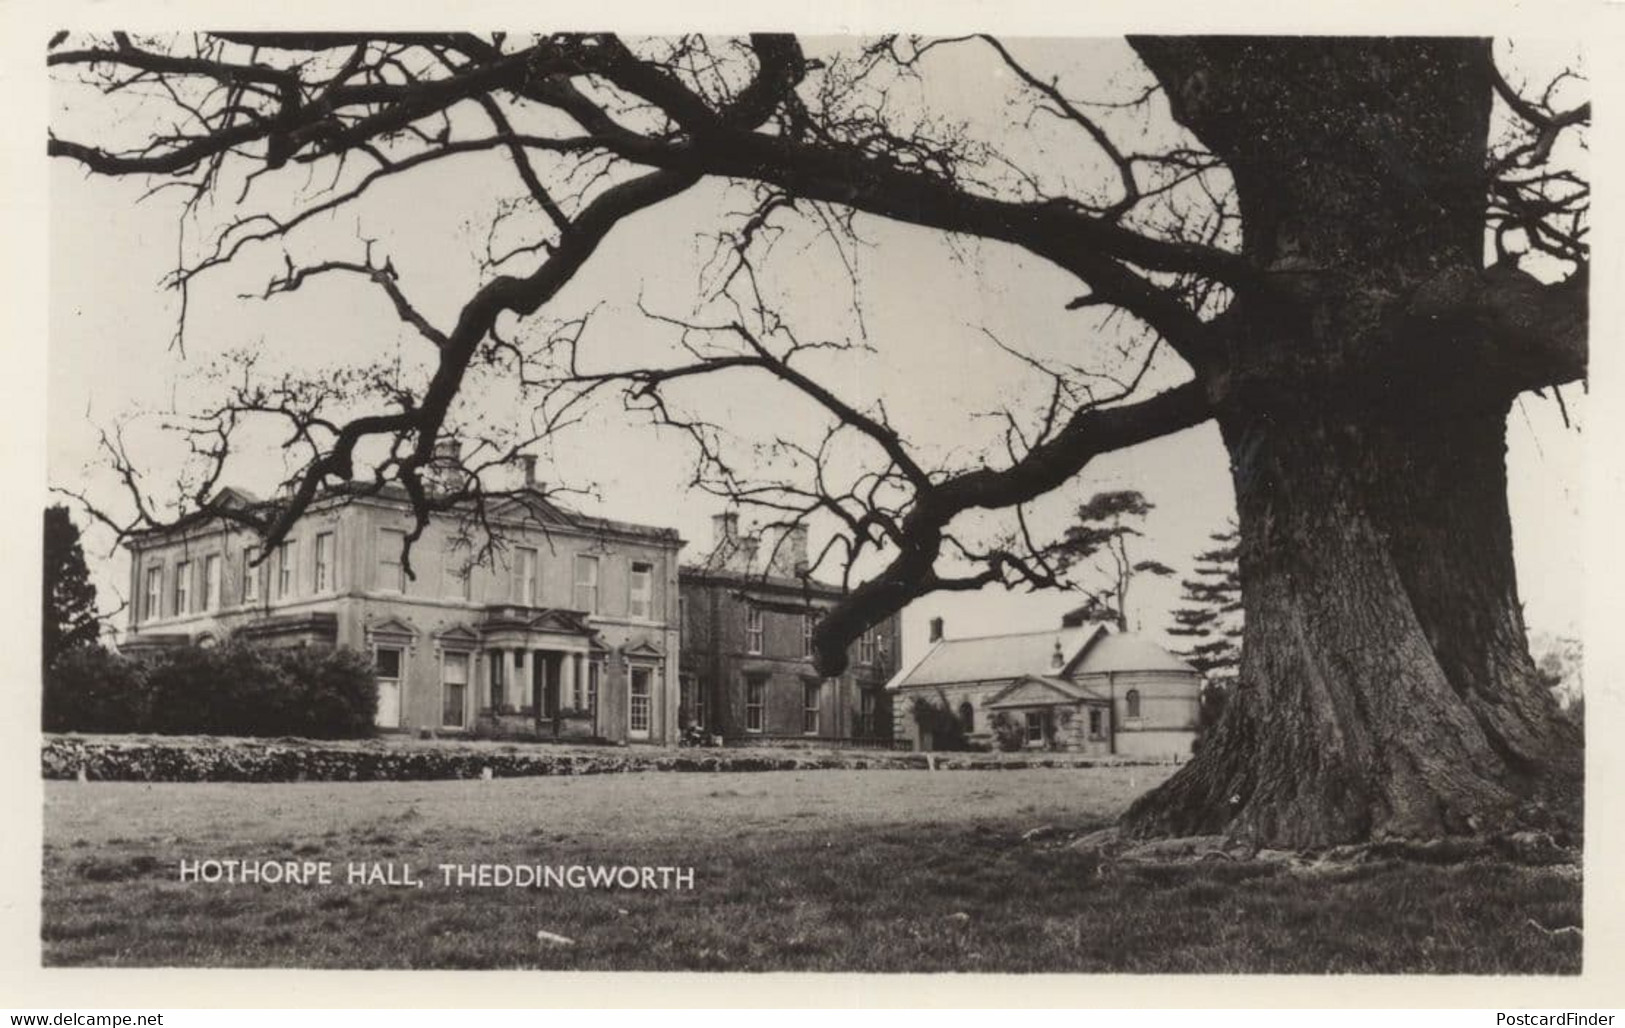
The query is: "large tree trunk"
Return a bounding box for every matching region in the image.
[1119,37,1583,847]
[1122,397,1581,847]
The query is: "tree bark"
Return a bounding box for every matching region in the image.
[1119,37,1583,847]
[1123,397,1581,847]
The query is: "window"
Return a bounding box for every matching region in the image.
[746,606,764,655]
[860,690,878,737]
[375,647,402,681]
[1125,689,1142,719]
[1089,707,1105,739]
[174,560,192,615]
[629,667,652,737]
[374,647,403,729]
[745,677,765,733]
[803,614,815,659]
[859,630,876,664]
[277,540,297,599]
[144,566,163,621]
[516,547,539,605]
[443,544,472,600]
[574,555,599,613]
[629,562,653,620]
[241,548,259,603]
[377,529,405,592]
[587,661,600,714]
[441,652,469,729]
[1025,711,1045,745]
[802,680,822,735]
[678,596,688,645]
[202,554,221,611]
[314,532,334,592]
[958,701,975,734]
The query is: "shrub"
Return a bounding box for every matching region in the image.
[989,711,1027,752]
[46,640,377,738]
[910,694,971,752]
[43,645,149,733]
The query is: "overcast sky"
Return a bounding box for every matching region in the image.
[47,35,1587,660]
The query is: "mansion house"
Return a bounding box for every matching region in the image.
[121,458,684,745]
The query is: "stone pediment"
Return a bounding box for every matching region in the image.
[622,639,666,660]
[366,616,420,641]
[434,623,482,647]
[486,492,580,530]
[985,675,1105,710]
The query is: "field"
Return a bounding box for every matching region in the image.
[41,766,1582,972]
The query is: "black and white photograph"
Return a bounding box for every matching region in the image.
[10,0,1622,1003]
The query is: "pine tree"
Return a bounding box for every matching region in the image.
[1168,524,1243,723]
[43,505,101,670]
[1051,490,1174,632]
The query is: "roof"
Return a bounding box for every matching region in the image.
[127,482,681,547]
[678,565,847,603]
[1071,631,1197,675]
[890,623,1195,690]
[889,625,1104,688]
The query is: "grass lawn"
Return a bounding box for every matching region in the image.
[41,766,1582,972]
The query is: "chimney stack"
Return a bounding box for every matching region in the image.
[766,523,810,579]
[428,436,463,494]
[737,532,761,575]
[928,617,944,643]
[712,511,739,550]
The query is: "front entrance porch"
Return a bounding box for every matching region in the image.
[476,606,605,741]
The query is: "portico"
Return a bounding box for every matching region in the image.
[479,606,602,737]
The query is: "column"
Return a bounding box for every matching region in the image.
[532,649,545,732]
[502,648,518,713]
[560,651,576,712]
[532,650,544,712]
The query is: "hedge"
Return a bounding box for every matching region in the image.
[43,641,377,739]
[40,734,1176,783]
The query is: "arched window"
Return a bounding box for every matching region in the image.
[957,701,975,733]
[1125,689,1142,719]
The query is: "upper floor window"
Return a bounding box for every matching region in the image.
[377,529,406,592]
[745,606,764,655]
[516,547,539,605]
[443,544,472,600]
[174,560,192,615]
[203,554,221,611]
[241,547,259,603]
[802,614,815,659]
[858,629,876,664]
[629,562,653,620]
[277,540,298,599]
[314,532,334,593]
[1125,689,1142,719]
[574,555,599,614]
[144,565,163,621]
[678,596,688,645]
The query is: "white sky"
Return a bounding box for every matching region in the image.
[46,35,1587,661]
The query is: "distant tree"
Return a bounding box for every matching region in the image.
[1051,490,1175,632]
[1167,524,1243,724]
[43,505,101,670]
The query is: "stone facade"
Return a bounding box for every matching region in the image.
[122,484,684,745]
[677,514,901,745]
